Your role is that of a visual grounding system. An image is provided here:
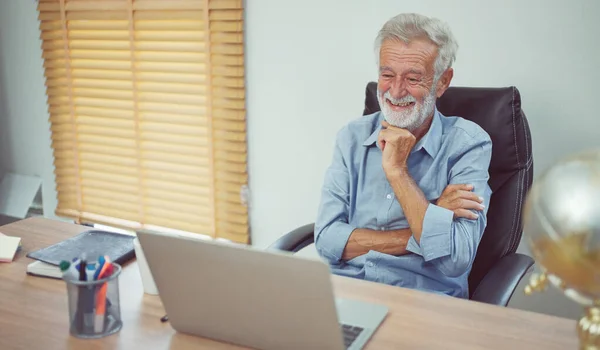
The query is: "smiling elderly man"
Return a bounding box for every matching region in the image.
[314,13,493,298]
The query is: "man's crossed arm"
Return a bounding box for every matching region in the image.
[341,184,484,261]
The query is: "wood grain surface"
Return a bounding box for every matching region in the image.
[0,217,578,350]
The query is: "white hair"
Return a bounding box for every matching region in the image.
[374,13,458,79]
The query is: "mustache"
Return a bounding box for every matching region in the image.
[382,91,417,104]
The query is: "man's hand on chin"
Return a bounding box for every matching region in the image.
[377,120,416,180]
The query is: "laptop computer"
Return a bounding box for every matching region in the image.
[137,230,388,350]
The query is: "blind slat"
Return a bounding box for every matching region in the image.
[135,20,204,31]
[57,59,209,74]
[49,87,210,107]
[144,179,210,196]
[217,203,247,216]
[50,78,208,95]
[145,188,211,207]
[76,106,134,120]
[144,168,211,186]
[47,68,208,85]
[84,198,140,216]
[40,11,128,21]
[208,0,242,9]
[212,76,244,88]
[39,1,206,12]
[215,140,247,153]
[78,142,137,157]
[80,161,139,177]
[210,32,243,44]
[216,221,248,239]
[141,208,213,229]
[81,205,140,223]
[212,54,244,66]
[211,43,243,55]
[40,10,216,22]
[210,10,242,19]
[40,20,63,31]
[50,29,208,41]
[141,217,213,236]
[62,19,205,31]
[217,212,247,225]
[145,202,211,217]
[81,170,138,187]
[62,49,208,63]
[82,187,139,204]
[210,21,243,32]
[144,142,209,157]
[133,1,204,11]
[141,111,207,125]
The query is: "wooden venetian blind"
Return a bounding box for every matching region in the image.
[37,0,249,243]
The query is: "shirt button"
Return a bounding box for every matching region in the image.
[386,194,392,199]
[380,227,385,231]
[368,262,374,267]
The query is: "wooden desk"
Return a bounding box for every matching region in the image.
[0,217,578,350]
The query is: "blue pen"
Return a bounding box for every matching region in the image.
[94,256,106,280]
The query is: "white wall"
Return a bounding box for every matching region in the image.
[0,0,598,320]
[246,0,600,245]
[245,0,599,320]
[0,0,58,219]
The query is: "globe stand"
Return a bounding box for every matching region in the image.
[525,272,600,350]
[578,306,600,350]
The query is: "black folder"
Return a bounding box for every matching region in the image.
[27,229,136,266]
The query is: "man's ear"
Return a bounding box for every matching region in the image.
[435,68,454,98]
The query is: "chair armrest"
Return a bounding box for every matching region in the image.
[267,223,315,253]
[470,253,534,306]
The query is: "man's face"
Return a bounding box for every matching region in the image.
[377,38,440,130]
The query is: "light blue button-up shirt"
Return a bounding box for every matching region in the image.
[314,109,493,298]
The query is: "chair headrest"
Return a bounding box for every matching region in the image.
[363,82,532,192]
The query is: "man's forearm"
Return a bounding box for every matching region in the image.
[341,228,412,261]
[387,168,430,243]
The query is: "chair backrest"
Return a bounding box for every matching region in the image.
[363,82,534,297]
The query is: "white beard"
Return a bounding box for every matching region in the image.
[377,87,437,131]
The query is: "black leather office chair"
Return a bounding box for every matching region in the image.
[268,82,535,307]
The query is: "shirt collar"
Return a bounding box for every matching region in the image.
[362,108,443,158]
[362,113,384,148]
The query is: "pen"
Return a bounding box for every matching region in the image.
[95,258,110,281]
[79,256,97,333]
[94,258,112,333]
[74,256,86,333]
[85,263,97,282]
[94,256,106,280]
[79,257,87,282]
[95,282,107,333]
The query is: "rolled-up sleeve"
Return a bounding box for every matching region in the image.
[406,135,493,277]
[314,129,355,265]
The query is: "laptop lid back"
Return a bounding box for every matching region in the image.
[137,230,345,350]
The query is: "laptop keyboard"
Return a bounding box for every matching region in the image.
[341,324,364,349]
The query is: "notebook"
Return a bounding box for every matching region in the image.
[26,229,136,279]
[0,232,22,263]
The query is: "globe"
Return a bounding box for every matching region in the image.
[523,149,600,349]
[523,150,600,302]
